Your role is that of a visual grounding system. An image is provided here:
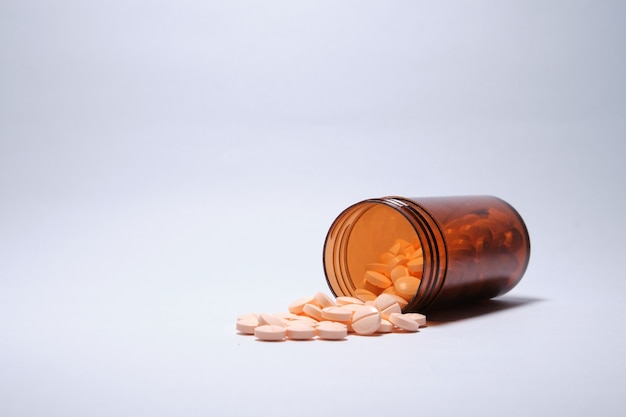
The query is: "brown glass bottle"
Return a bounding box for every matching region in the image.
[323,196,530,312]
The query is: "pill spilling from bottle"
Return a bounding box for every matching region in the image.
[236,291,427,342]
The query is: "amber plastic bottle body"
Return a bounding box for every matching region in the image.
[323,196,530,312]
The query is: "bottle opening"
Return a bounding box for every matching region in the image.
[323,200,427,310]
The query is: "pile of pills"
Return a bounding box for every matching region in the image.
[236,291,426,342]
[355,238,424,303]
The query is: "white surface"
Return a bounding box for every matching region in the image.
[1,1,625,416]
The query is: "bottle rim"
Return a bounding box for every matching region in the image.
[322,196,447,312]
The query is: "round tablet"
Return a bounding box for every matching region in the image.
[316,321,347,340]
[364,271,392,289]
[286,324,316,340]
[351,305,381,335]
[354,288,377,302]
[321,306,352,322]
[390,265,410,283]
[407,257,424,274]
[393,276,421,300]
[403,313,427,326]
[236,318,258,335]
[288,296,316,314]
[374,294,402,320]
[254,325,287,341]
[377,319,393,333]
[302,303,324,321]
[335,296,364,306]
[389,313,419,332]
[237,313,259,321]
[258,312,285,327]
[365,263,388,274]
[314,291,336,308]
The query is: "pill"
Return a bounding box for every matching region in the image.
[379,252,395,264]
[351,305,381,335]
[410,268,423,280]
[377,319,393,333]
[237,313,259,321]
[404,313,427,326]
[407,257,424,274]
[316,321,347,340]
[286,324,317,340]
[321,306,353,322]
[288,296,316,314]
[361,279,385,295]
[394,238,413,250]
[390,265,410,283]
[274,312,300,321]
[302,303,324,321]
[236,318,259,335]
[290,315,319,326]
[314,291,336,308]
[364,270,392,289]
[365,263,388,274]
[254,325,287,341]
[258,312,285,327]
[237,288,428,342]
[354,288,378,302]
[389,313,420,332]
[409,247,423,259]
[373,293,402,320]
[448,234,475,257]
[382,285,399,295]
[502,229,524,252]
[386,255,408,274]
[393,276,421,300]
[335,296,364,306]
[386,293,409,309]
[388,241,404,255]
[341,303,367,313]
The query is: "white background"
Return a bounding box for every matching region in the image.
[1,1,625,416]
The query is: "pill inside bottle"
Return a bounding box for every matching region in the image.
[323,196,530,312]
